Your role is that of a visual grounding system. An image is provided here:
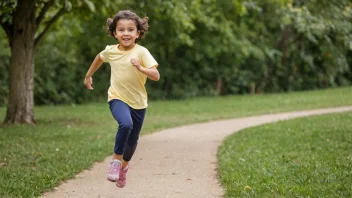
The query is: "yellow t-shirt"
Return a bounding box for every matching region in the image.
[99,44,158,109]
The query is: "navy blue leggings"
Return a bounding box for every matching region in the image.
[108,99,146,162]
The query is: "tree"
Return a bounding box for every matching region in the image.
[0,0,95,125]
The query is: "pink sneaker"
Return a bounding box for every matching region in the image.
[107,159,121,182]
[116,164,129,188]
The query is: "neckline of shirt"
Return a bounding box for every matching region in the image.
[116,44,139,54]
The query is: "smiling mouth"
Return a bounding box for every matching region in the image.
[122,38,130,41]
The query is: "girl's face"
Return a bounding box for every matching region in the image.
[114,19,140,51]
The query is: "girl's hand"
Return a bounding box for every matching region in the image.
[131,58,142,71]
[84,76,94,90]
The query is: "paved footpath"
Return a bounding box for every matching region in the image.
[42,106,352,198]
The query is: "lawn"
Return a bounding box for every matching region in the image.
[218,112,352,197]
[0,86,352,197]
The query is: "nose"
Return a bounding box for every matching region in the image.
[123,30,129,35]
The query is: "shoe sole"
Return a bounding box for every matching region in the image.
[116,182,126,188]
[107,176,118,182]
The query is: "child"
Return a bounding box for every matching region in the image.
[84,10,160,188]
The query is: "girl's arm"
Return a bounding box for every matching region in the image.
[84,54,104,90]
[131,58,160,81]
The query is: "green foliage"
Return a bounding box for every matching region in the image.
[0,0,351,104]
[218,112,352,197]
[0,29,10,106]
[34,12,111,104]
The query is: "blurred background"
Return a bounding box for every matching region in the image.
[1,1,352,196]
[1,0,351,106]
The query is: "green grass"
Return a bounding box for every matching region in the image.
[218,112,352,197]
[0,86,352,197]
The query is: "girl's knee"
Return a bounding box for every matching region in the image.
[119,121,133,131]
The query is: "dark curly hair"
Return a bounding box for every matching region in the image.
[105,10,149,42]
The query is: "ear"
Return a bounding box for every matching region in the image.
[137,30,140,38]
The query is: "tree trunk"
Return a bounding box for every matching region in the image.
[215,78,222,95]
[248,82,256,94]
[4,0,37,125]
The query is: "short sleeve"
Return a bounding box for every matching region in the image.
[141,48,158,68]
[99,45,113,62]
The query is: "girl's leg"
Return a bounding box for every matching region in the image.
[122,107,146,168]
[109,99,133,160]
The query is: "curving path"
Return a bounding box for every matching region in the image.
[42,106,352,198]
